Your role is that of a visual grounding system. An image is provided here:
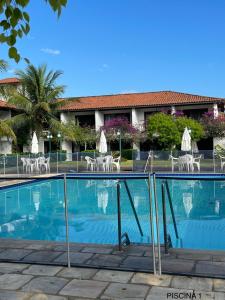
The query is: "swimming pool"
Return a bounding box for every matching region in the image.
[0,175,225,251]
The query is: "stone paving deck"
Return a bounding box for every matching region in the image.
[0,262,224,299]
[1,239,225,279]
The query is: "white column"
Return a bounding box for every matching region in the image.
[171,106,176,115]
[0,138,12,154]
[95,110,104,150]
[38,137,45,153]
[132,108,144,130]
[95,110,104,131]
[212,104,218,119]
[60,112,73,160]
[0,110,12,154]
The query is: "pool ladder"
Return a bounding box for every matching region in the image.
[116,179,144,250]
[161,179,182,253]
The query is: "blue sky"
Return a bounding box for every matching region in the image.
[1,0,225,98]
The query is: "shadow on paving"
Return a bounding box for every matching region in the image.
[0,239,225,278]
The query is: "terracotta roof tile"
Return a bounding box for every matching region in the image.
[0,77,20,85]
[60,91,225,111]
[0,100,15,110]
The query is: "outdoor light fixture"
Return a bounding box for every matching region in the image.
[47,132,53,153]
[57,132,62,151]
[47,133,53,139]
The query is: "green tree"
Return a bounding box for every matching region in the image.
[65,121,97,149]
[0,0,67,62]
[147,113,180,150]
[175,116,204,142]
[8,64,66,141]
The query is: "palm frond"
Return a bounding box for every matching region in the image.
[0,121,16,141]
[8,93,32,112]
[0,60,8,72]
[7,113,30,129]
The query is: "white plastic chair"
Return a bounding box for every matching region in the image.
[178,154,194,172]
[26,158,36,173]
[112,156,121,172]
[21,157,27,173]
[85,156,96,171]
[219,155,225,171]
[42,157,50,173]
[169,155,179,172]
[105,155,114,172]
[192,155,202,172]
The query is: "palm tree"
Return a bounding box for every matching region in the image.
[0,60,8,72]
[8,64,66,140]
[0,59,16,141]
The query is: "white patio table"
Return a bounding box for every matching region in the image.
[178,154,194,172]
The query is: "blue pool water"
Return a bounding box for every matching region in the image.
[0,177,225,251]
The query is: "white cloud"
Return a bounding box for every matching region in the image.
[41,48,61,55]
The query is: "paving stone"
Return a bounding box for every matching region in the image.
[53,244,84,252]
[0,274,33,290]
[146,286,194,300]
[214,279,225,292]
[120,256,153,270]
[177,253,212,261]
[0,290,31,300]
[161,258,195,273]
[171,276,213,291]
[113,247,145,257]
[102,282,149,299]
[0,249,32,260]
[23,265,63,276]
[21,276,68,294]
[131,273,172,286]
[0,242,28,249]
[86,254,124,267]
[59,279,108,298]
[57,267,98,279]
[213,255,225,262]
[81,247,113,254]
[192,291,225,300]
[25,244,45,250]
[30,294,68,300]
[93,269,133,283]
[54,252,93,264]
[196,261,225,277]
[22,251,63,263]
[0,263,28,273]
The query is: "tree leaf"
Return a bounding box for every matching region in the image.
[7,34,16,46]
[8,46,18,59]
[0,20,10,30]
[15,0,29,8]
[23,11,30,22]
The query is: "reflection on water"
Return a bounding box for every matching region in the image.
[0,178,225,250]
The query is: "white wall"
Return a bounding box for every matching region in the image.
[0,110,12,154]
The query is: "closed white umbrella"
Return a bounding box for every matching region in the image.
[31,132,39,154]
[191,141,199,153]
[181,127,191,152]
[99,130,107,154]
